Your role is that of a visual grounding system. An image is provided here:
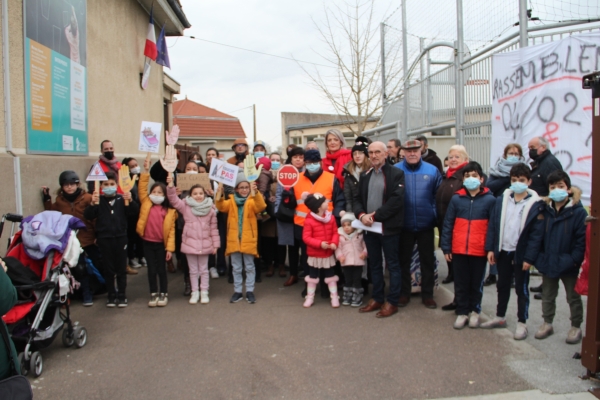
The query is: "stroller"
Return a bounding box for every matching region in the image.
[1,213,88,377]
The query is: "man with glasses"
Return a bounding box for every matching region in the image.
[354,142,406,318]
[227,138,250,166]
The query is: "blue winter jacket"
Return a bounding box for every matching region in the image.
[394,159,442,232]
[534,188,587,278]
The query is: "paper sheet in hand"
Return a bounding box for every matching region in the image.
[351,219,382,234]
[138,121,162,153]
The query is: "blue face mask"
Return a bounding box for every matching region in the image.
[254,152,265,159]
[510,182,528,194]
[506,155,520,163]
[103,186,117,196]
[463,177,481,191]
[271,161,281,170]
[549,188,568,202]
[306,163,321,173]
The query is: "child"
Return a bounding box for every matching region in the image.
[302,193,340,308]
[482,163,545,340]
[167,173,219,305]
[84,171,139,308]
[440,162,496,329]
[215,172,266,304]
[335,212,367,307]
[533,170,586,344]
[136,160,177,307]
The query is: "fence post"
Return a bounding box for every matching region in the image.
[420,37,426,128]
[401,0,408,142]
[519,0,528,48]
[455,0,465,145]
[381,22,387,107]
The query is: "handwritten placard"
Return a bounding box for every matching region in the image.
[177,173,211,191]
[208,158,238,187]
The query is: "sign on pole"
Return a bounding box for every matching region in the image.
[277,165,300,188]
[209,158,238,187]
[86,162,107,181]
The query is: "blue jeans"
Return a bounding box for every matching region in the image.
[364,232,401,306]
[231,252,255,293]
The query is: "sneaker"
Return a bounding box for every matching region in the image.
[480,316,507,329]
[341,288,352,306]
[118,298,128,308]
[454,315,468,330]
[106,297,117,308]
[230,292,243,303]
[246,292,256,304]
[200,291,210,304]
[514,322,528,340]
[148,293,159,307]
[534,322,554,339]
[566,327,582,344]
[210,268,219,279]
[189,291,200,305]
[157,293,168,307]
[82,300,93,307]
[140,257,147,267]
[129,258,141,268]
[126,265,138,275]
[468,312,480,328]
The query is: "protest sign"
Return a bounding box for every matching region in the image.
[138,121,162,153]
[209,158,238,187]
[177,173,211,191]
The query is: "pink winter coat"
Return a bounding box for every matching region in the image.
[167,186,220,255]
[335,228,367,267]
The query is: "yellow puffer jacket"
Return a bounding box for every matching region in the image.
[136,173,177,252]
[216,192,266,257]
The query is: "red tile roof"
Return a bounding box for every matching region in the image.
[172,98,246,139]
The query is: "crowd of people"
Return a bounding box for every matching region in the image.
[37,130,588,345]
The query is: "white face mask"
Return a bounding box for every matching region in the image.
[149,195,165,205]
[130,166,141,175]
[186,170,198,174]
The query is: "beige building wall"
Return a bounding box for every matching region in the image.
[0,0,180,217]
[178,138,237,161]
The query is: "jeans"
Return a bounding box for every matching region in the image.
[187,254,210,292]
[97,236,128,300]
[143,241,168,294]
[496,251,530,322]
[399,230,435,299]
[231,252,256,293]
[364,232,401,306]
[541,274,583,327]
[453,254,487,315]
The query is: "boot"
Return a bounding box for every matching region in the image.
[265,263,275,277]
[341,287,353,306]
[303,277,319,308]
[183,274,191,296]
[351,288,364,307]
[325,276,340,308]
[278,264,287,278]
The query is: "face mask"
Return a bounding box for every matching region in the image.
[103,186,117,196]
[506,155,519,163]
[510,182,528,194]
[463,177,481,191]
[549,188,568,203]
[529,148,540,160]
[254,152,265,159]
[103,151,114,160]
[271,161,281,170]
[186,170,198,174]
[149,195,165,205]
[130,166,141,175]
[306,163,321,173]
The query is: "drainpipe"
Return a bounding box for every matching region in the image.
[2,0,23,214]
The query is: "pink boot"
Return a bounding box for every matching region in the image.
[303,276,319,308]
[325,276,340,308]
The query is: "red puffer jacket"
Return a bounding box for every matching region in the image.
[302,212,340,258]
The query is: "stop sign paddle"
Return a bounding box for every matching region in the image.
[277,165,300,189]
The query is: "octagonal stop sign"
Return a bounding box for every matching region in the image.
[277,165,300,188]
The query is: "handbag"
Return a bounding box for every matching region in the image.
[0,323,33,400]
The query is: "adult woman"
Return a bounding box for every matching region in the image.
[486,143,526,197]
[205,147,219,169]
[261,153,287,278]
[322,129,352,190]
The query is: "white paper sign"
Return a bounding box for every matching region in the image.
[351,219,382,234]
[491,33,597,204]
[138,121,162,153]
[209,158,238,187]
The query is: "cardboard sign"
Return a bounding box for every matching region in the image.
[177,173,211,191]
[86,161,107,181]
[209,158,238,187]
[138,121,162,153]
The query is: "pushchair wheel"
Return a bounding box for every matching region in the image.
[62,328,75,347]
[74,327,87,348]
[30,351,43,377]
[17,352,28,376]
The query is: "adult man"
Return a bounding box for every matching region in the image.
[88,140,122,194]
[417,135,444,174]
[394,139,442,308]
[354,141,405,318]
[527,136,563,196]
[387,139,401,164]
[228,138,249,165]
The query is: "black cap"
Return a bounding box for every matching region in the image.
[59,170,80,186]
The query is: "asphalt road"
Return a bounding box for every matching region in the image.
[25,253,599,399]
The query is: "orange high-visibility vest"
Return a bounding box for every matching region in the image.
[293,171,335,226]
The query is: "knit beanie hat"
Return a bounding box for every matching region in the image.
[256,156,271,172]
[303,193,327,214]
[351,143,369,158]
[325,128,347,149]
[235,170,249,188]
[340,212,356,225]
[304,149,322,163]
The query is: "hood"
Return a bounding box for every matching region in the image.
[456,187,492,197]
[338,226,362,238]
[542,186,582,207]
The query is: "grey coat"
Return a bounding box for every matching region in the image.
[275,183,295,246]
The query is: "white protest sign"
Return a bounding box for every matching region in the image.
[491,32,597,204]
[138,121,162,153]
[209,158,238,187]
[86,161,108,181]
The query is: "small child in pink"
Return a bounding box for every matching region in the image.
[335,212,367,307]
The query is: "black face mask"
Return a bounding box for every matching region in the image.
[103,151,114,160]
[529,148,540,160]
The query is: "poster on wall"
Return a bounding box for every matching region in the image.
[491,32,597,204]
[24,0,88,155]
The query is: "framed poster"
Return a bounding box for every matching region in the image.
[24,0,88,155]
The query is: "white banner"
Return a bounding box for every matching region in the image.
[491,33,598,204]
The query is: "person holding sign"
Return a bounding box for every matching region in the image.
[88,140,123,194]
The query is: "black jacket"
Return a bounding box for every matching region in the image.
[422,149,444,175]
[342,163,361,214]
[529,150,563,196]
[354,163,405,236]
[84,195,139,239]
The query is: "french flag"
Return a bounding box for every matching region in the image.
[143,8,157,60]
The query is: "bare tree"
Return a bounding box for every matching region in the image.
[298,0,403,135]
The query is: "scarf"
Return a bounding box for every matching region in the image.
[446,161,468,178]
[234,194,248,239]
[310,211,332,223]
[326,148,351,188]
[99,155,120,172]
[489,156,526,177]
[62,188,82,203]
[351,165,363,182]
[185,196,213,217]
